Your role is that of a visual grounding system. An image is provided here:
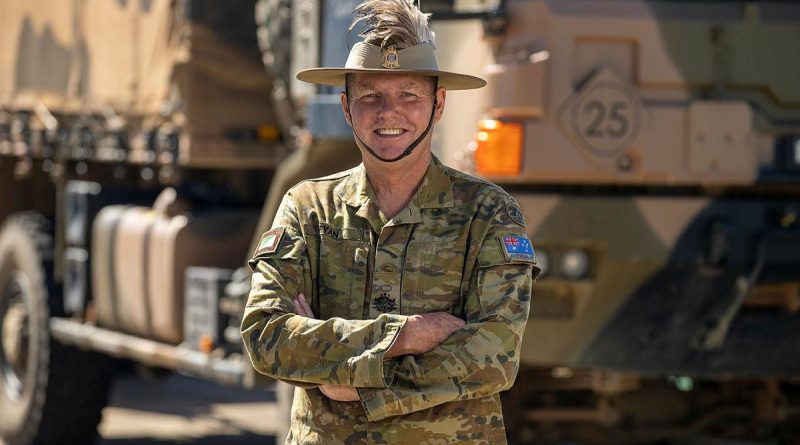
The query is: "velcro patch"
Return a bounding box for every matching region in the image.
[499,235,536,263]
[254,228,285,257]
[506,205,525,226]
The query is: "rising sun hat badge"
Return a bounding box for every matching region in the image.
[382,46,400,69]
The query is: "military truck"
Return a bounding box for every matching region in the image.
[271,0,800,442]
[1,1,799,445]
[0,1,292,443]
[433,0,800,443]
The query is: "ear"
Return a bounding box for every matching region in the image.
[340,92,353,127]
[433,86,446,123]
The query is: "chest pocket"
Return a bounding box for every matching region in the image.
[403,241,464,316]
[317,228,369,319]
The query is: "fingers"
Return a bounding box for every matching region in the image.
[293,293,316,318]
[319,384,331,398]
[298,293,315,318]
[292,297,305,316]
[319,384,360,402]
[293,298,308,317]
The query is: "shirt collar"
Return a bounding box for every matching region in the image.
[338,155,454,227]
[416,155,455,210]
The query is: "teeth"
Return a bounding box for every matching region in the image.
[376,128,404,135]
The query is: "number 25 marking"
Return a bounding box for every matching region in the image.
[584,100,629,139]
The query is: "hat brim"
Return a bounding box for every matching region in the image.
[296,67,486,91]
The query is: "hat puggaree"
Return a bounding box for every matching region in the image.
[296,40,486,90]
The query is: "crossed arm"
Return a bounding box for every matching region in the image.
[291,293,465,401]
[242,195,535,420]
[243,252,532,420]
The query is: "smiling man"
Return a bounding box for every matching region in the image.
[241,1,539,443]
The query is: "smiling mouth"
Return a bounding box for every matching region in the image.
[374,128,407,136]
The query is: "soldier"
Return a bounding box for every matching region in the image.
[241,0,539,443]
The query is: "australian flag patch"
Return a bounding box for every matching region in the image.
[499,235,536,263]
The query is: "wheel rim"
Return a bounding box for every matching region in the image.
[1,272,32,401]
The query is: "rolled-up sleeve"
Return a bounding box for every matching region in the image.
[241,193,407,389]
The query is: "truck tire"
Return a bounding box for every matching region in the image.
[0,213,115,445]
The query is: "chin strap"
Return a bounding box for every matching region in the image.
[350,98,437,163]
[345,78,439,163]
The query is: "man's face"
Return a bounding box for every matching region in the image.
[341,73,446,162]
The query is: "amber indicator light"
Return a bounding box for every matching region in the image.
[474,119,523,176]
[199,334,215,354]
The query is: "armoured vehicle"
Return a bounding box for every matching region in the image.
[279,0,800,443]
[437,0,800,443]
[0,1,798,445]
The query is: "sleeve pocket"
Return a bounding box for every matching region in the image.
[475,234,536,324]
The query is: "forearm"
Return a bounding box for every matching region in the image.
[359,259,533,420]
[241,303,407,388]
[358,317,523,420]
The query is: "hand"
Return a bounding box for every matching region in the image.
[292,294,360,402]
[319,384,360,402]
[386,312,465,358]
[293,293,315,318]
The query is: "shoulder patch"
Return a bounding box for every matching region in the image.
[506,204,525,226]
[498,234,536,263]
[254,228,285,257]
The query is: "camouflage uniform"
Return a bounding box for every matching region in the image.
[242,155,539,444]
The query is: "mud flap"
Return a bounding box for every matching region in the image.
[578,249,800,377]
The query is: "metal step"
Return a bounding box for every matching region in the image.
[50,317,259,388]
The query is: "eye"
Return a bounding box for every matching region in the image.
[358,93,380,104]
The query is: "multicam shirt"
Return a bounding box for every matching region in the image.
[242,156,538,444]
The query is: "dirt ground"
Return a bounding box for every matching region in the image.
[99,372,280,445]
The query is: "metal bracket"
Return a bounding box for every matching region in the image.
[691,235,767,350]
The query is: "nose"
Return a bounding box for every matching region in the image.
[377,95,400,116]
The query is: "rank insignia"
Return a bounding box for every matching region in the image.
[382,46,400,69]
[254,227,285,257]
[499,234,536,263]
[372,292,398,313]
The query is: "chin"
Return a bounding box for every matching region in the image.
[367,143,410,159]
